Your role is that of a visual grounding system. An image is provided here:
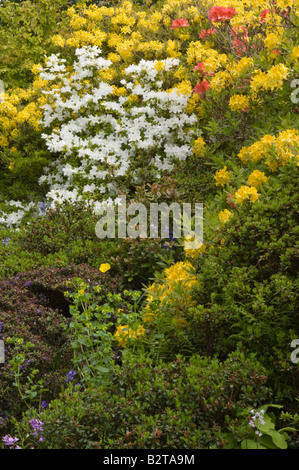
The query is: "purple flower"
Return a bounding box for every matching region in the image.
[26,281,31,287]
[29,419,44,434]
[1,238,10,246]
[41,401,48,409]
[0,322,3,332]
[65,370,77,382]
[2,435,19,447]
[39,202,46,214]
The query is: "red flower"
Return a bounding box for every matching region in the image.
[193,80,210,97]
[226,193,235,208]
[170,18,190,29]
[194,62,206,72]
[260,9,271,22]
[199,27,216,39]
[208,6,238,23]
[193,62,214,78]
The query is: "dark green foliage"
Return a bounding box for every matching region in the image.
[18,201,118,267]
[0,263,122,436]
[185,165,299,400]
[11,351,271,449]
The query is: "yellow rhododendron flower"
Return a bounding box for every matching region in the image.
[234,186,259,204]
[175,80,192,96]
[184,235,206,259]
[51,35,65,47]
[214,166,231,186]
[229,94,250,112]
[218,209,233,224]
[290,46,299,62]
[248,170,268,188]
[193,137,205,155]
[114,324,146,347]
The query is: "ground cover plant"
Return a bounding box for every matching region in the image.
[0,0,298,450]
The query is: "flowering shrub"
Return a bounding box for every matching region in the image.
[0,0,299,449]
[1,0,298,226]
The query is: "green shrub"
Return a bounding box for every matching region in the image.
[6,350,271,449]
[184,164,299,401]
[0,0,70,90]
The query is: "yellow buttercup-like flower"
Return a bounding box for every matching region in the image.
[99,263,111,273]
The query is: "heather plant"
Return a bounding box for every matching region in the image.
[0,263,122,438]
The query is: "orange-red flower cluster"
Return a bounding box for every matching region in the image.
[199,27,217,39]
[193,62,214,77]
[170,18,190,29]
[208,6,238,22]
[260,9,271,22]
[193,80,210,97]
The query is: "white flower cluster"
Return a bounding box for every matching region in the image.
[0,200,40,227]
[0,47,197,227]
[248,409,265,437]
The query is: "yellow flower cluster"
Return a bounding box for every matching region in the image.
[234,185,259,204]
[219,209,233,224]
[229,94,250,112]
[184,235,206,259]
[0,87,43,155]
[238,130,299,170]
[210,71,233,93]
[175,80,193,96]
[247,170,268,188]
[290,46,299,62]
[114,324,146,347]
[250,64,288,93]
[264,32,282,52]
[214,166,231,186]
[193,137,205,155]
[143,261,198,323]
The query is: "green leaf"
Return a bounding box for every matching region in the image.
[96,366,110,373]
[241,439,267,449]
[267,430,288,449]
